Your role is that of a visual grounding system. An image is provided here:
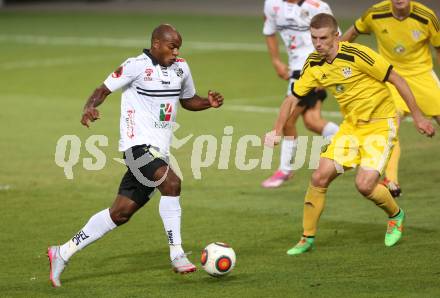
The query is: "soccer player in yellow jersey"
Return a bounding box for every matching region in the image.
[265,13,435,255]
[342,0,440,197]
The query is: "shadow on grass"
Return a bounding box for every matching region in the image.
[63,250,169,283]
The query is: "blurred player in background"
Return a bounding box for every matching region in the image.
[266,13,435,255]
[342,0,440,197]
[261,0,339,188]
[47,24,224,287]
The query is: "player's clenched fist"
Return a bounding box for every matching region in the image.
[415,118,435,137]
[81,107,100,128]
[264,130,281,148]
[208,90,224,108]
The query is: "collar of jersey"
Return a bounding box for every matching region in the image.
[143,49,159,66]
[283,0,305,6]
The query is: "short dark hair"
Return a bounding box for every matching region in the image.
[150,24,180,44]
[310,13,338,32]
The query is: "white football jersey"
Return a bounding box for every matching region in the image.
[104,49,195,155]
[263,0,334,71]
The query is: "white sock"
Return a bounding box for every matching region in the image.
[279,138,297,173]
[159,196,184,260]
[322,122,339,139]
[59,209,117,261]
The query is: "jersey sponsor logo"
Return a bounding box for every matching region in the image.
[335,84,345,93]
[154,103,174,129]
[126,109,135,139]
[160,103,173,121]
[145,68,154,76]
[72,230,90,246]
[289,35,297,49]
[144,68,154,81]
[342,67,352,78]
[394,44,406,54]
[411,30,421,40]
[112,66,123,78]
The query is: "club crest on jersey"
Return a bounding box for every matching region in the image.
[175,67,184,78]
[411,30,421,41]
[112,66,123,78]
[273,6,280,14]
[341,67,352,78]
[300,9,310,18]
[394,44,405,54]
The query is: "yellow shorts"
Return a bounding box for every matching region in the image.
[321,118,398,174]
[387,70,440,117]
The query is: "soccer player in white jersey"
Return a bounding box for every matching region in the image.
[47,24,224,287]
[261,0,339,188]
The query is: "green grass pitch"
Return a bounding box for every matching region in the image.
[0,11,440,297]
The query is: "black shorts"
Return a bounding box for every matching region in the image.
[290,70,327,109]
[118,144,168,207]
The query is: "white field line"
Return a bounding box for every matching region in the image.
[225,103,414,122]
[0,55,120,70]
[0,185,11,191]
[225,104,342,119]
[0,34,267,51]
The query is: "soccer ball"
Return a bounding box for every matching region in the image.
[201,242,236,277]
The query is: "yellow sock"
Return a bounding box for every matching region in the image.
[303,184,327,236]
[385,140,400,183]
[366,184,399,217]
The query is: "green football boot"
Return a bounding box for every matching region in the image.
[385,209,405,247]
[287,236,315,255]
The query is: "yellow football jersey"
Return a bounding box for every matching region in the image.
[355,0,440,76]
[293,41,396,124]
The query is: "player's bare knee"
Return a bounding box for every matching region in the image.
[303,119,321,134]
[283,122,296,135]
[355,180,375,197]
[311,170,330,188]
[303,120,314,131]
[109,208,133,226]
[159,176,181,196]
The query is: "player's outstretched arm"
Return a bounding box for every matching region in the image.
[179,91,224,111]
[80,84,112,128]
[341,25,359,42]
[265,35,289,80]
[387,70,435,137]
